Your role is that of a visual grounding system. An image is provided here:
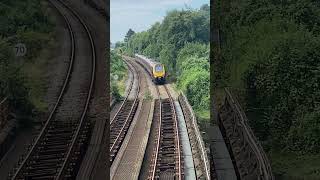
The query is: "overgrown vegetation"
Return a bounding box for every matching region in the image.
[110,50,127,100]
[215,0,320,178]
[117,4,210,119]
[0,0,53,123]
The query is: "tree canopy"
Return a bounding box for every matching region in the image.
[124,28,135,43]
[0,0,53,120]
[216,0,320,177]
[119,4,210,118]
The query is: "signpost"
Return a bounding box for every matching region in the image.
[14,43,27,57]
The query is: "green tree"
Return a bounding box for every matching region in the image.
[124,28,135,43]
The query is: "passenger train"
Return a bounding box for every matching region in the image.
[135,54,166,84]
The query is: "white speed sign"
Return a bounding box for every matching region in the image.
[14,43,27,57]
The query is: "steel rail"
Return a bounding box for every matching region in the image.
[55,0,96,178]
[10,0,76,178]
[150,88,161,179]
[0,97,8,106]
[109,58,140,165]
[110,59,135,125]
[164,85,182,180]
[133,56,183,179]
[149,85,182,180]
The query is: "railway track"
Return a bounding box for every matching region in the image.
[109,59,140,166]
[129,57,184,179]
[7,0,96,179]
[148,85,183,180]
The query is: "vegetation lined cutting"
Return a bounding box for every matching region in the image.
[110,51,127,100]
[214,0,320,179]
[115,4,210,120]
[0,0,54,123]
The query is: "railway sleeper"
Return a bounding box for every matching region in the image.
[37,144,69,151]
[22,175,56,180]
[35,146,68,156]
[110,144,120,152]
[46,129,74,135]
[49,121,78,127]
[159,152,175,157]
[109,139,117,145]
[47,127,75,132]
[161,129,174,134]
[27,158,62,165]
[115,114,131,119]
[32,155,64,163]
[159,164,176,169]
[23,170,57,177]
[23,176,56,180]
[159,145,175,149]
[40,140,71,146]
[111,133,125,141]
[111,123,126,130]
[159,154,175,159]
[26,164,60,172]
[35,151,65,158]
[159,149,175,154]
[121,107,133,112]
[161,125,175,131]
[161,125,174,130]
[158,154,175,159]
[159,143,175,148]
[157,164,175,170]
[76,133,88,140]
[110,136,121,143]
[32,153,65,160]
[161,133,175,137]
[40,143,69,150]
[160,158,175,164]
[42,137,72,142]
[110,120,124,129]
[161,138,175,143]
[110,130,122,136]
[49,123,77,128]
[161,117,173,121]
[112,118,128,125]
[24,166,58,174]
[44,133,74,139]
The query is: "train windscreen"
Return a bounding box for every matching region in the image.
[155,64,163,72]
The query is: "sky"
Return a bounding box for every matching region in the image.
[111,0,210,43]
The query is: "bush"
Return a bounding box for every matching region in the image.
[246,25,320,152]
[110,51,127,98]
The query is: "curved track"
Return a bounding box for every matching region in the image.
[109,59,140,166]
[148,85,183,180]
[131,56,183,179]
[8,0,96,179]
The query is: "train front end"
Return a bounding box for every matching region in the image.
[153,64,166,84]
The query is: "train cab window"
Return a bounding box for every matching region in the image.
[155,65,163,72]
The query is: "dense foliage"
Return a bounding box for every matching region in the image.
[216,0,320,177]
[176,43,209,111]
[120,4,210,116]
[0,0,53,119]
[110,51,127,99]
